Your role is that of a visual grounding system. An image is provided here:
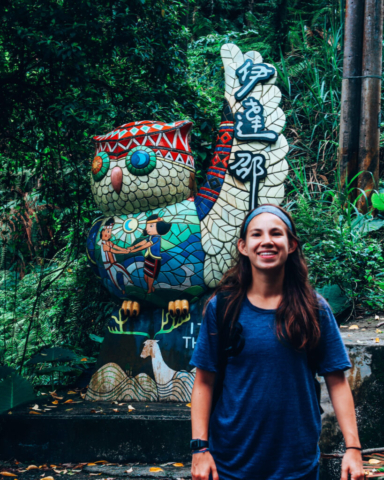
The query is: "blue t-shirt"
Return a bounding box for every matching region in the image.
[190,295,352,480]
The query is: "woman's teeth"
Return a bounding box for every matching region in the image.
[259,252,276,256]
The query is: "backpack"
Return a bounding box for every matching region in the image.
[211,291,324,415]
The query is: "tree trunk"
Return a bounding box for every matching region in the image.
[338,0,365,196]
[357,0,383,212]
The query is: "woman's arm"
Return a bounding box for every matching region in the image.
[191,368,219,480]
[324,371,365,480]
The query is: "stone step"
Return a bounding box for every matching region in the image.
[0,402,191,464]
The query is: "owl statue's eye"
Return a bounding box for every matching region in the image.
[126,146,156,176]
[92,152,110,181]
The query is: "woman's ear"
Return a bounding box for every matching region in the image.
[288,238,298,254]
[237,237,248,257]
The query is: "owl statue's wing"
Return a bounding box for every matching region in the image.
[200,43,289,288]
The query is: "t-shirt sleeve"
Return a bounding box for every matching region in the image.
[189,296,219,373]
[314,295,352,376]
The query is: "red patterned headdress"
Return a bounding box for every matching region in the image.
[93,120,194,170]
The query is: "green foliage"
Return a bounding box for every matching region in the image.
[1,0,384,383]
[26,347,78,365]
[315,285,349,315]
[0,366,36,413]
[286,161,384,314]
[372,192,384,211]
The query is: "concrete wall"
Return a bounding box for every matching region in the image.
[319,333,384,479]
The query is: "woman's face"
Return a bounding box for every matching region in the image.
[237,213,297,272]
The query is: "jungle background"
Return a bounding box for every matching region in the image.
[1,0,384,387]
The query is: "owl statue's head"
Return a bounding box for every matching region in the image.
[90,120,195,215]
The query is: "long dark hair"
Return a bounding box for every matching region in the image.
[209,204,321,351]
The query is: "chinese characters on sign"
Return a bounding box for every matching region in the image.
[235,60,276,101]
[228,152,268,210]
[234,97,278,143]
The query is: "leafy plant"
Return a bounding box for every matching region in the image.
[0,366,36,414]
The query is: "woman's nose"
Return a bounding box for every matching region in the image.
[261,235,274,245]
[111,166,123,194]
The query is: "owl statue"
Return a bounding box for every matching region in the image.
[86,43,289,317]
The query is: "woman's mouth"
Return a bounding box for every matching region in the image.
[258,251,277,257]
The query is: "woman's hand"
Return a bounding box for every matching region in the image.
[191,451,219,480]
[341,449,365,480]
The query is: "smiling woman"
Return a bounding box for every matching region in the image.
[189,204,365,480]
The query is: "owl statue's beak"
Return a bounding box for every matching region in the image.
[111,166,123,194]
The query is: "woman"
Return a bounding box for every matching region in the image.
[190,205,364,480]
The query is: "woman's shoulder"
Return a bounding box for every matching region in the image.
[315,292,330,311]
[315,292,339,328]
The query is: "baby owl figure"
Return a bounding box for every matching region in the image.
[86,43,289,317]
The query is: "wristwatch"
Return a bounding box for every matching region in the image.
[190,439,209,450]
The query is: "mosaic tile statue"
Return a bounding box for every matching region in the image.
[86,43,288,318]
[85,44,288,402]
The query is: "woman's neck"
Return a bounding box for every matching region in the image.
[247,266,285,310]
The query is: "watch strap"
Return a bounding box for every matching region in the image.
[190,439,209,450]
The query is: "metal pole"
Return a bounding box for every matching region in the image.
[338,0,365,195]
[357,0,383,212]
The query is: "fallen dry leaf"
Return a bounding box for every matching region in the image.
[173,463,184,467]
[186,403,191,408]
[81,358,88,361]
[26,466,38,471]
[125,468,133,473]
[376,329,383,334]
[29,411,42,415]
[44,477,54,480]
[369,459,381,464]
[349,325,359,330]
[340,325,348,328]
[376,338,380,343]
[149,467,163,472]
[375,315,380,321]
[112,409,119,413]
[63,399,73,404]
[94,461,108,464]
[80,393,86,399]
[0,473,17,477]
[8,411,12,415]
[53,471,62,474]
[52,400,59,405]
[67,391,77,394]
[39,465,47,469]
[50,466,57,469]
[127,405,135,410]
[87,464,96,466]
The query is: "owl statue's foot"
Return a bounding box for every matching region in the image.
[168,300,189,317]
[122,300,140,317]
